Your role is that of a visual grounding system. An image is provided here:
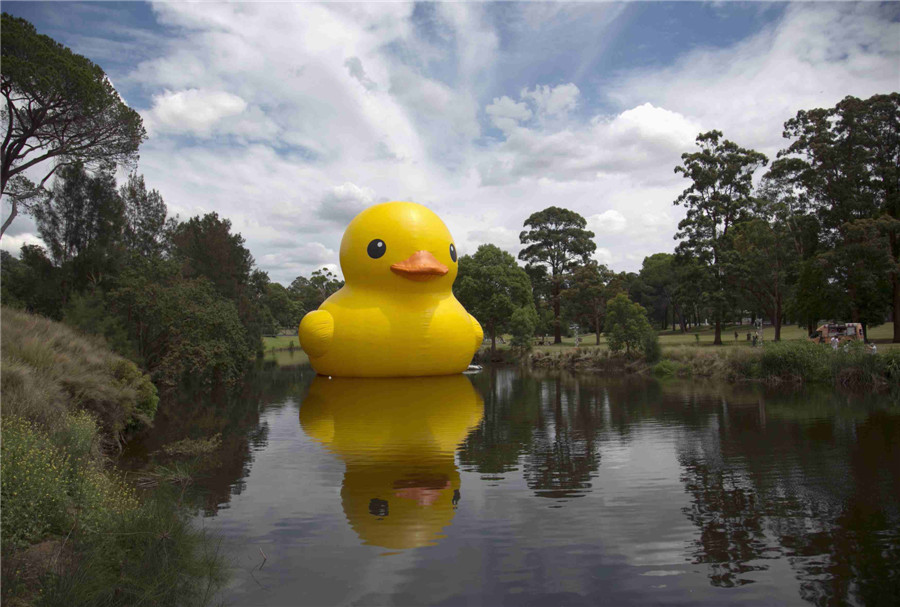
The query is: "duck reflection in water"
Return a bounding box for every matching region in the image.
[298,375,483,550]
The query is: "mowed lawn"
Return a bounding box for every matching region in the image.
[266,323,899,355]
[263,334,301,351]
[523,322,898,353]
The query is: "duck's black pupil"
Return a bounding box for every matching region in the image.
[449,243,457,262]
[367,239,386,259]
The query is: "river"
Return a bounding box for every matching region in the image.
[125,356,900,606]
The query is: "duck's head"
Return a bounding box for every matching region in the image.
[339,201,458,292]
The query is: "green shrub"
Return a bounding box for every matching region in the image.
[759,341,831,382]
[39,488,226,607]
[0,415,138,550]
[510,306,539,350]
[652,359,682,377]
[641,330,662,363]
[1,417,71,550]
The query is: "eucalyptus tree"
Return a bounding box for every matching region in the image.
[518,206,596,344]
[0,14,145,238]
[455,243,534,355]
[32,162,125,298]
[673,131,768,344]
[639,253,683,332]
[770,93,899,341]
[119,173,168,258]
[565,260,615,344]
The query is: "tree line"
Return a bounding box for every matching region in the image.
[2,13,897,388]
[454,92,898,354]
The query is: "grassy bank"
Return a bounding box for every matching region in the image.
[262,335,309,366]
[1,308,225,606]
[496,339,900,390]
[523,322,898,353]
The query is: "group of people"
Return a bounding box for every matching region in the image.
[828,335,878,354]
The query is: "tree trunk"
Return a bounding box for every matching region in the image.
[774,299,782,342]
[807,319,816,337]
[893,271,900,343]
[552,279,562,344]
[714,320,722,345]
[595,309,601,345]
[0,200,16,239]
[490,325,496,358]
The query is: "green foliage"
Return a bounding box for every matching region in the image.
[119,172,168,258]
[160,433,223,458]
[510,306,539,349]
[638,253,681,330]
[0,13,145,237]
[1,417,73,549]
[1,246,64,318]
[63,290,137,361]
[603,293,656,356]
[170,212,269,352]
[289,268,343,314]
[519,206,596,343]
[772,93,900,341]
[1,414,139,549]
[758,340,832,383]
[0,308,226,605]
[641,330,662,363]
[455,244,535,351]
[674,130,768,342]
[264,282,305,331]
[565,261,615,341]
[38,488,226,607]
[109,265,252,387]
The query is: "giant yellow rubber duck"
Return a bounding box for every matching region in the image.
[299,375,484,550]
[299,201,483,377]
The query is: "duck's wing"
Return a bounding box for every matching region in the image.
[299,310,334,358]
[469,314,483,351]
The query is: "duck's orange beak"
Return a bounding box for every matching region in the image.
[391,250,449,282]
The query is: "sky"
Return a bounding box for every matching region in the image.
[2,1,898,285]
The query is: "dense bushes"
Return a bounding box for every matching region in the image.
[1,416,137,550]
[524,338,897,390]
[604,293,660,360]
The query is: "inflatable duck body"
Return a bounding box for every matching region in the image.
[299,202,483,377]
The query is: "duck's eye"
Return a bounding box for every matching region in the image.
[449,243,457,262]
[367,239,386,259]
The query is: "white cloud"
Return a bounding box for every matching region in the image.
[522,83,580,118]
[594,247,614,266]
[143,89,248,136]
[485,96,532,133]
[589,210,627,234]
[317,183,377,225]
[30,0,884,288]
[0,232,44,256]
[478,102,700,186]
[607,3,900,159]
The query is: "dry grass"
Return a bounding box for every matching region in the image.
[1,307,158,443]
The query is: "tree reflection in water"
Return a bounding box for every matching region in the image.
[123,361,317,515]
[126,362,899,605]
[462,369,899,605]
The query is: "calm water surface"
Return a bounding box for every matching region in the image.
[128,360,900,606]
